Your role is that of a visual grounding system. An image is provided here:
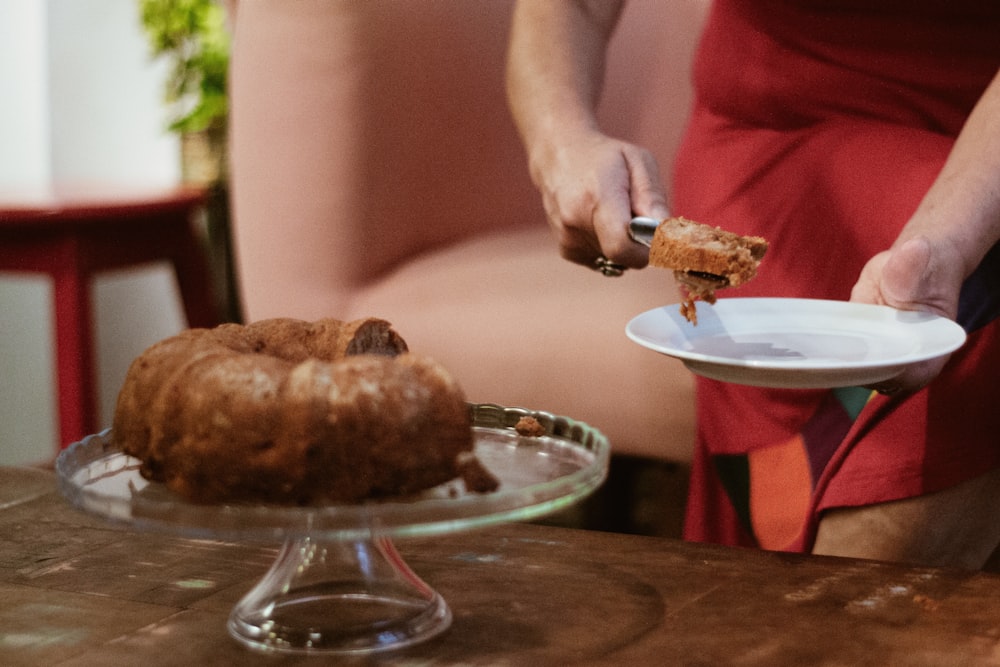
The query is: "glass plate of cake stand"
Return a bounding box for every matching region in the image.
[55,403,610,656]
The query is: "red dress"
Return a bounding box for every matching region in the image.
[671,0,1000,551]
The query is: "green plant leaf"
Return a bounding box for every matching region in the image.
[138,0,229,133]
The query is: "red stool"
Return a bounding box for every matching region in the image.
[0,186,221,450]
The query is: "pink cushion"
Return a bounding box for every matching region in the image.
[344,224,695,461]
[227,0,708,461]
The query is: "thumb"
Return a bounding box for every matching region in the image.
[881,237,933,311]
[625,149,669,219]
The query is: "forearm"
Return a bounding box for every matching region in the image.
[901,68,1000,279]
[505,0,670,267]
[505,0,625,157]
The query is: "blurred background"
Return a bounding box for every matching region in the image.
[0,0,199,464]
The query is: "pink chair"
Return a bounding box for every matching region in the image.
[227,0,709,533]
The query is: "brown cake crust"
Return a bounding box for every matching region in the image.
[112,317,485,504]
[649,216,767,286]
[648,217,768,324]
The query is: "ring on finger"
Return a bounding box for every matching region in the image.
[593,256,627,277]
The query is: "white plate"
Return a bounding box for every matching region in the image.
[626,298,967,389]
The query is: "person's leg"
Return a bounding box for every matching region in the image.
[985,543,1000,573]
[813,467,1000,569]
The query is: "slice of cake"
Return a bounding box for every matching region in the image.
[649,217,768,323]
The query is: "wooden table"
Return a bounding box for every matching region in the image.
[3,465,1000,666]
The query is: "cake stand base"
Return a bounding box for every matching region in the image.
[227,535,451,654]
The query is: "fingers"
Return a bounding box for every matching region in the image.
[855,236,961,395]
[591,146,668,268]
[880,237,934,310]
[550,212,608,267]
[866,352,950,397]
[859,236,957,319]
[628,146,670,220]
[534,134,668,271]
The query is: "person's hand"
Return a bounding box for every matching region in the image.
[850,236,966,394]
[527,128,670,270]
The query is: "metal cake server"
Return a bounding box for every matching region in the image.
[627,216,660,248]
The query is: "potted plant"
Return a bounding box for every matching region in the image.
[139,0,240,321]
[139,0,230,186]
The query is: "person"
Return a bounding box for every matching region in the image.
[506,0,1000,568]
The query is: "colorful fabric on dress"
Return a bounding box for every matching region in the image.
[671,0,1000,552]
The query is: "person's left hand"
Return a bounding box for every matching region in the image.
[850,236,966,395]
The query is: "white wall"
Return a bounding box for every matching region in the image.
[47,0,180,185]
[0,0,187,465]
[0,0,50,188]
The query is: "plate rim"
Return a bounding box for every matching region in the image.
[626,297,967,374]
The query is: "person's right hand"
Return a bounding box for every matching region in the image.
[527,127,670,271]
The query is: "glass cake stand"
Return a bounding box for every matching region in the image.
[55,403,610,655]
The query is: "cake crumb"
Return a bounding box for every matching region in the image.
[515,416,545,437]
[457,453,500,493]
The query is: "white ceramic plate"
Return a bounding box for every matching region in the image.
[626,298,967,389]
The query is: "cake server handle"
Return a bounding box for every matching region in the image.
[628,216,659,248]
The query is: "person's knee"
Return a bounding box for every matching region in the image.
[813,467,1000,569]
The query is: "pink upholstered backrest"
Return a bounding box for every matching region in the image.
[228,0,707,318]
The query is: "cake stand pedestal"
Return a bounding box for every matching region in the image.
[56,404,609,655]
[228,534,450,653]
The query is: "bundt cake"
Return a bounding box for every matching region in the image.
[112,317,497,504]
